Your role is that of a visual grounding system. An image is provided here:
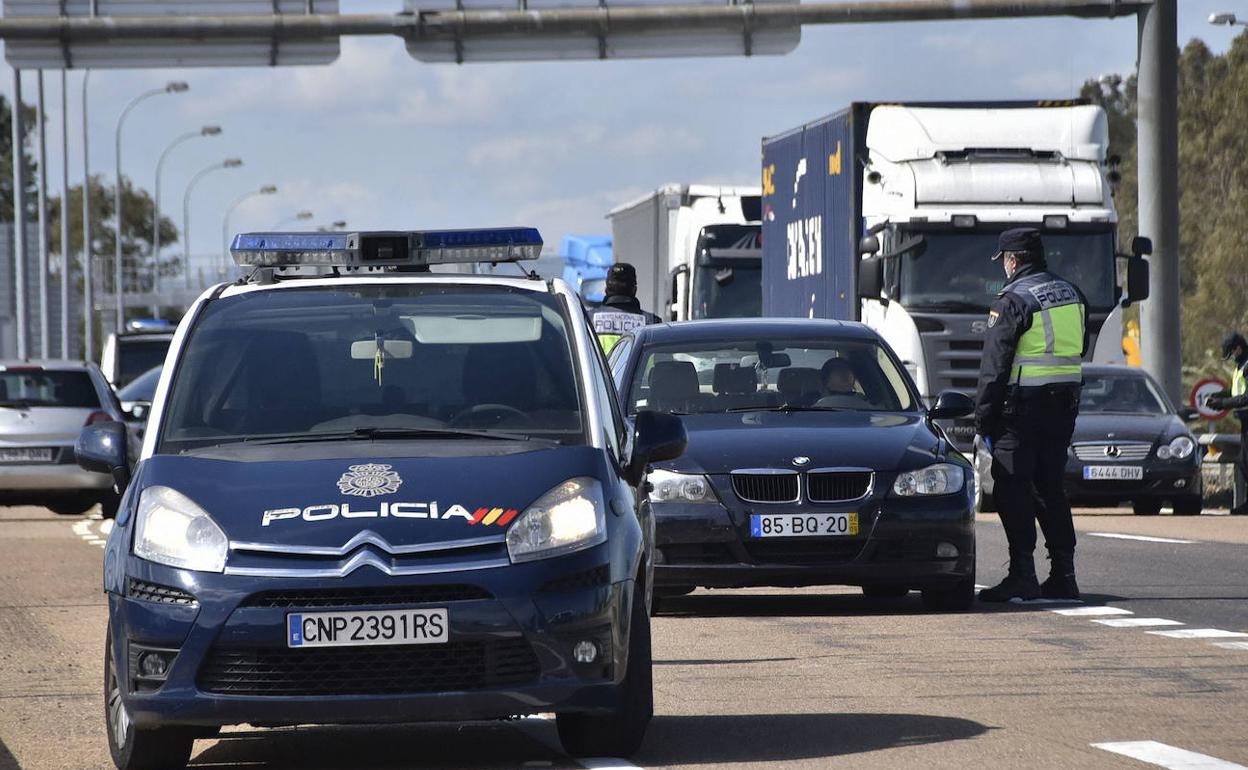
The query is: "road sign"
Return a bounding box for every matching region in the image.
[2,0,340,69]
[1190,377,1229,420]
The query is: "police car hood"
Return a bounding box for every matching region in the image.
[136,446,602,548]
[651,411,939,475]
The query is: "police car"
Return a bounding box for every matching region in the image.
[75,228,686,769]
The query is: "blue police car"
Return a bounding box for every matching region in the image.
[76,228,686,769]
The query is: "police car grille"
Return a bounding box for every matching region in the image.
[540,564,610,593]
[198,638,539,696]
[731,473,799,503]
[1073,443,1152,462]
[239,585,492,609]
[807,472,872,503]
[127,578,197,606]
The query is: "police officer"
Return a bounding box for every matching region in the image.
[589,263,660,353]
[1205,332,1248,515]
[975,228,1089,602]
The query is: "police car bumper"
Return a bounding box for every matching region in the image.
[109,544,630,729]
[651,496,975,589]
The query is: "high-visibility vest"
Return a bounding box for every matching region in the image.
[1004,273,1086,388]
[590,308,647,353]
[1234,364,1245,398]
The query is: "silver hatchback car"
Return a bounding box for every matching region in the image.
[0,360,127,516]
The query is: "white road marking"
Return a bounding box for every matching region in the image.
[1051,606,1133,617]
[576,760,644,770]
[1212,642,1248,651]
[100,519,114,535]
[1092,741,1248,769]
[71,521,92,536]
[1093,618,1184,628]
[86,538,105,546]
[1148,629,1248,640]
[1087,532,1196,544]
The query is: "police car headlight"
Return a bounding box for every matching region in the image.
[647,469,715,503]
[892,463,965,497]
[134,486,228,573]
[506,477,606,563]
[1164,436,1195,460]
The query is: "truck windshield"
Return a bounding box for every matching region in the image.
[898,230,1116,313]
[158,285,585,453]
[692,224,763,319]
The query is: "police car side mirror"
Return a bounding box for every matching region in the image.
[626,411,688,486]
[76,421,131,491]
[929,390,975,420]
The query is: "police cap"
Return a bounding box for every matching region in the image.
[991,228,1044,261]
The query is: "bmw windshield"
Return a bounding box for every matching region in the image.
[897,230,1116,313]
[158,284,586,453]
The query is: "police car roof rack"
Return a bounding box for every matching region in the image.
[229,228,544,277]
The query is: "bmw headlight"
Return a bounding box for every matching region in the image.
[133,486,228,573]
[892,463,965,497]
[506,477,606,563]
[647,469,715,503]
[1156,436,1195,460]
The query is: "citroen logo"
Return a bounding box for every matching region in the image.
[1104,445,1121,458]
[792,456,811,467]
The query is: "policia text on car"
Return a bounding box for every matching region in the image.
[975,228,1089,603]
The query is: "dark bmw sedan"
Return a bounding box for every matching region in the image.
[608,319,976,611]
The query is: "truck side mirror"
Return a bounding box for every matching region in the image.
[858,234,880,256]
[858,256,884,300]
[1131,236,1153,257]
[1124,257,1150,306]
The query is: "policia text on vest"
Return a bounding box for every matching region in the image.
[975,230,1090,604]
[591,310,648,354]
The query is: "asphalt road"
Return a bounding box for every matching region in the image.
[2,505,1246,770]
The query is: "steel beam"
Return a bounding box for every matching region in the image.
[1136,0,1180,403]
[0,1,1146,44]
[10,69,29,361]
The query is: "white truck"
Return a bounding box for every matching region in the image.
[761,101,1151,451]
[608,184,762,321]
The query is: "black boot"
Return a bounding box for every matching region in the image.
[978,552,1041,603]
[1041,549,1080,600]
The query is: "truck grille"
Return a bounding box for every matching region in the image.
[731,472,799,503]
[239,585,491,609]
[1073,442,1152,462]
[198,638,539,696]
[807,471,873,502]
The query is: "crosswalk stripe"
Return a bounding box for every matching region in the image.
[1092,741,1247,769]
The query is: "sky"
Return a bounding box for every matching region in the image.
[0,0,1243,275]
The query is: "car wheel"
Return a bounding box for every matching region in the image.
[557,579,653,758]
[48,496,97,516]
[861,586,909,599]
[1132,500,1162,516]
[1172,496,1203,516]
[105,626,195,770]
[99,493,121,520]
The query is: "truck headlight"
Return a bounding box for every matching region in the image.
[134,486,228,573]
[892,463,965,497]
[647,469,715,503]
[1157,436,1195,460]
[506,477,606,563]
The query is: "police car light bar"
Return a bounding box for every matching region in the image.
[230,228,543,268]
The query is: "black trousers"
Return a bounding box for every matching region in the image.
[990,390,1079,560]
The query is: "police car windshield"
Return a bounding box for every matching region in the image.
[158,284,585,453]
[626,338,916,415]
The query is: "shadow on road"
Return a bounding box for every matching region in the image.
[639,712,989,765]
[656,591,1129,618]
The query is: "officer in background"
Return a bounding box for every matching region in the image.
[1205,332,1248,515]
[589,263,660,353]
[975,228,1089,602]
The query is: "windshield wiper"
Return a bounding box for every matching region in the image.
[723,403,849,413]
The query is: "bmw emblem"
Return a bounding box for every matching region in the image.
[792,456,811,467]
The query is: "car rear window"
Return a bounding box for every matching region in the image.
[0,369,101,408]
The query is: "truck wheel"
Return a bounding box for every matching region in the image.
[48,496,97,516]
[1172,496,1203,516]
[1132,500,1161,516]
[557,581,653,758]
[105,628,195,770]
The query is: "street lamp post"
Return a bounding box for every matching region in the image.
[182,158,242,289]
[272,210,313,228]
[222,185,278,266]
[113,80,187,333]
[152,125,220,298]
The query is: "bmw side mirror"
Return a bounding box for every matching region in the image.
[626,411,688,486]
[76,421,131,491]
[929,390,975,420]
